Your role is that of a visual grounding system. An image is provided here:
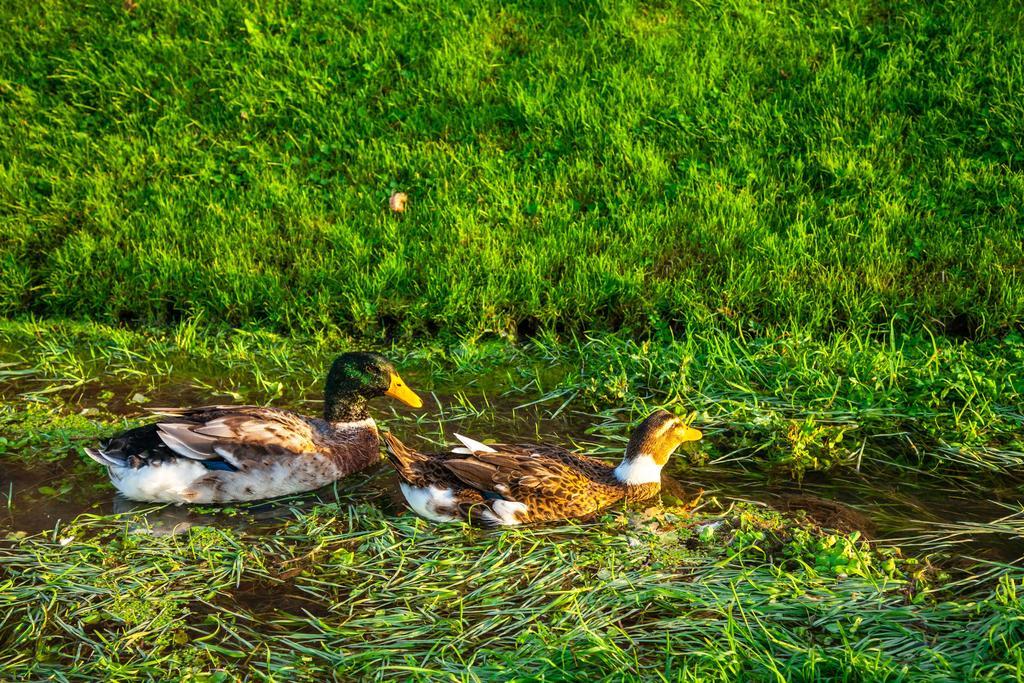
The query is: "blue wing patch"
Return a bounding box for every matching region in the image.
[200,459,238,472]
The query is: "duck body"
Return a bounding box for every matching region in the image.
[383,410,701,526]
[385,435,658,525]
[86,352,422,504]
[89,407,380,504]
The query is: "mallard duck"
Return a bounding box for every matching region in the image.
[382,409,702,525]
[86,352,422,504]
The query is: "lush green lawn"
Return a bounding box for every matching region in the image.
[2,0,1024,680]
[1,0,1022,338]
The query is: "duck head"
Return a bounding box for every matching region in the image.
[613,410,702,485]
[324,352,423,422]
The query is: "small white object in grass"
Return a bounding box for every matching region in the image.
[389,192,408,212]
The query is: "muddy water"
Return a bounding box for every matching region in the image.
[1,360,1022,564]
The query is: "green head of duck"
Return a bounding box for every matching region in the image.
[324,352,423,422]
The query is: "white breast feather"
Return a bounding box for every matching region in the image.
[613,454,663,485]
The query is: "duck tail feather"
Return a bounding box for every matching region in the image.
[85,447,125,468]
[453,433,497,454]
[382,432,426,473]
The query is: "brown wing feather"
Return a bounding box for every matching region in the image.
[154,407,319,466]
[193,412,317,452]
[442,458,504,490]
[442,446,626,522]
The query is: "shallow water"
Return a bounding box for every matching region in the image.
[2,360,1022,564]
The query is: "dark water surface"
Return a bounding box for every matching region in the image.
[2,361,1022,565]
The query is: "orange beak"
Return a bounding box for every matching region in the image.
[385,372,423,409]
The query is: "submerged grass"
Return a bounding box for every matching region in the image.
[3,501,1024,681]
[2,319,1023,678]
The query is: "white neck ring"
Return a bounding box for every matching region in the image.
[613,454,663,485]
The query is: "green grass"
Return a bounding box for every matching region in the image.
[3,0,1024,679]
[1,0,1023,338]
[3,500,1023,681]
[2,319,1021,476]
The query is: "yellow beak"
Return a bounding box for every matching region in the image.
[385,372,423,409]
[682,425,703,442]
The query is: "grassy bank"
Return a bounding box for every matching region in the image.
[2,0,1023,338]
[2,322,1023,680]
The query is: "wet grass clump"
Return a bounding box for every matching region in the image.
[2,320,1021,478]
[3,502,1024,681]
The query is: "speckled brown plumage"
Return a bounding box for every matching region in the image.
[384,433,666,526]
[384,410,701,526]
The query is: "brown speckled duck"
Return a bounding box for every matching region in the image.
[382,409,702,526]
[86,352,422,504]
